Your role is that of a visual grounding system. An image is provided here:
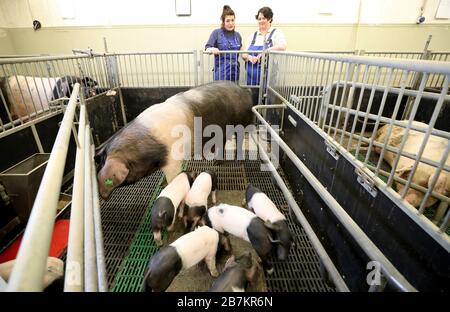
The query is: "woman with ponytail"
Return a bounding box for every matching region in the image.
[205,5,242,82]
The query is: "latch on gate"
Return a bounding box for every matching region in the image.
[324,140,339,160]
[355,168,377,197]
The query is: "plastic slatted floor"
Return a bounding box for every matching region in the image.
[100,152,335,292]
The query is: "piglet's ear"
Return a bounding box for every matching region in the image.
[264,220,281,232]
[223,255,236,271]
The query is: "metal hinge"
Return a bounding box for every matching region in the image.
[355,168,377,197]
[324,140,339,160]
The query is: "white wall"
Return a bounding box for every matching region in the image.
[0,0,448,28]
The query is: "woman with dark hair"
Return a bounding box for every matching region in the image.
[242,6,287,86]
[205,5,243,82]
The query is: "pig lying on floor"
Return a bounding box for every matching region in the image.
[374,121,449,219]
[95,81,253,200]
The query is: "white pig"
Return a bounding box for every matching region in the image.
[374,121,450,214]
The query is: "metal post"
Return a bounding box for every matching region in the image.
[84,124,98,292]
[64,99,86,292]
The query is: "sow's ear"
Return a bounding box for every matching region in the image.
[94,145,107,168]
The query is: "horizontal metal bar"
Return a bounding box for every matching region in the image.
[0,55,90,64]
[322,106,450,140]
[0,110,62,139]
[250,132,350,292]
[252,104,417,292]
[326,81,450,102]
[270,51,450,75]
[114,51,195,56]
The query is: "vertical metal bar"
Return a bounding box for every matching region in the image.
[326,61,342,137]
[84,124,98,292]
[374,70,409,178]
[354,66,381,158]
[386,74,428,188]
[364,68,394,165]
[418,142,450,214]
[0,65,15,127]
[193,50,198,86]
[332,62,352,141]
[30,123,44,153]
[64,96,86,292]
[318,59,332,129]
[11,64,33,120]
[399,76,447,201]
[27,62,45,113]
[346,65,369,152]
[90,143,108,292]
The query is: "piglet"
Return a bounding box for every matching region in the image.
[209,251,257,292]
[245,184,294,261]
[0,257,64,290]
[184,170,218,231]
[142,225,219,292]
[151,171,195,246]
[204,203,274,274]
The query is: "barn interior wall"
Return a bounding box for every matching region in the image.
[3,24,450,55]
[0,28,16,55]
[1,0,450,55]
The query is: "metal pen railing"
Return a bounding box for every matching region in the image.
[252,104,417,292]
[6,84,80,291]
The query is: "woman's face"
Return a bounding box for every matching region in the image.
[223,15,235,31]
[257,13,270,31]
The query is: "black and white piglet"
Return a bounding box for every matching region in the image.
[142,226,219,292]
[204,203,274,274]
[209,252,257,292]
[245,184,294,261]
[151,171,195,246]
[183,170,218,231]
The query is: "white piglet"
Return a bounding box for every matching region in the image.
[142,226,219,292]
[151,171,195,246]
[245,184,294,261]
[184,170,218,230]
[204,203,274,274]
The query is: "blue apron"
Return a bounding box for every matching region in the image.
[214,29,240,82]
[246,29,276,86]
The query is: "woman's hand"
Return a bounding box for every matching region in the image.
[206,47,220,56]
[246,54,261,64]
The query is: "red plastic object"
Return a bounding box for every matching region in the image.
[0,219,70,264]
